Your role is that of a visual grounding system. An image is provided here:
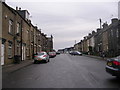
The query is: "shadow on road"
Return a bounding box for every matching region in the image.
[108,77,120,85]
[33,61,48,64]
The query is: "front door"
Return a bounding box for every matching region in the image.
[22,45,26,61]
[1,44,4,65]
[22,45,24,60]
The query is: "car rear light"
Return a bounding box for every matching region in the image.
[34,56,38,57]
[113,61,120,66]
[43,55,47,57]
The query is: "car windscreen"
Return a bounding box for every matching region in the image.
[116,56,120,61]
[49,52,55,54]
[38,52,45,56]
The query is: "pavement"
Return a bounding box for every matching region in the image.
[2,59,34,74]
[84,54,109,60]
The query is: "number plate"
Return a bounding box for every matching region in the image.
[108,62,112,66]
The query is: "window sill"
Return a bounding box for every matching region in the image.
[8,32,14,36]
[8,57,13,59]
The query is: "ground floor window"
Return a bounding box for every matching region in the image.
[8,42,12,58]
[17,42,20,55]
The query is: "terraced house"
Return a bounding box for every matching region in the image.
[74,18,120,57]
[1,2,53,65]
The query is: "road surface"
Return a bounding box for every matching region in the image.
[3,54,120,88]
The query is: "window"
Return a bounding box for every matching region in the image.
[26,47,29,56]
[116,29,119,38]
[26,30,29,34]
[111,29,113,37]
[31,31,34,42]
[8,42,12,58]
[27,30,29,40]
[9,19,13,34]
[17,22,20,34]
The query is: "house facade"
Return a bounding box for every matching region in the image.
[107,18,120,57]
[0,1,2,65]
[2,2,16,65]
[1,2,53,65]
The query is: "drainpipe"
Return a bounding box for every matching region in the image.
[21,20,23,61]
[32,28,34,59]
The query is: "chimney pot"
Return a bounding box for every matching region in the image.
[19,7,21,10]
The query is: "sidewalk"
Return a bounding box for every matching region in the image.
[2,59,34,74]
[84,54,109,60]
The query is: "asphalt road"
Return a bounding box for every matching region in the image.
[3,54,120,88]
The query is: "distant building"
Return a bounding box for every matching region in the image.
[94,28,103,55]
[102,23,109,54]
[46,35,53,52]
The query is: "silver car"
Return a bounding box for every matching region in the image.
[34,52,50,64]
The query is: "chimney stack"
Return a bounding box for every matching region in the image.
[92,31,95,34]
[97,28,101,32]
[102,23,108,29]
[16,6,18,10]
[111,18,118,24]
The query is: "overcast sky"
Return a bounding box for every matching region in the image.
[6,0,119,50]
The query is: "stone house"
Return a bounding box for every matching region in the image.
[94,28,103,55]
[46,35,53,52]
[101,23,109,56]
[2,2,16,65]
[1,2,54,65]
[107,18,120,57]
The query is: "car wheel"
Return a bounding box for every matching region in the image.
[116,76,120,79]
[48,59,50,62]
[34,60,37,64]
[45,60,48,63]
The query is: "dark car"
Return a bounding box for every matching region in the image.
[106,55,120,78]
[49,52,56,58]
[56,51,60,55]
[70,51,82,56]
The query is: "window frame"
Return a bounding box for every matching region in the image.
[16,22,20,34]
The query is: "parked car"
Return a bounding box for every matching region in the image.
[49,52,56,58]
[70,51,82,56]
[106,55,120,78]
[56,51,60,55]
[34,52,50,63]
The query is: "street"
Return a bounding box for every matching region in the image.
[3,54,120,88]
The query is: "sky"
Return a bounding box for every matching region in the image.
[6,0,119,50]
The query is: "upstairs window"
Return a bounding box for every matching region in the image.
[111,29,113,37]
[17,22,20,34]
[116,29,119,38]
[8,19,13,34]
